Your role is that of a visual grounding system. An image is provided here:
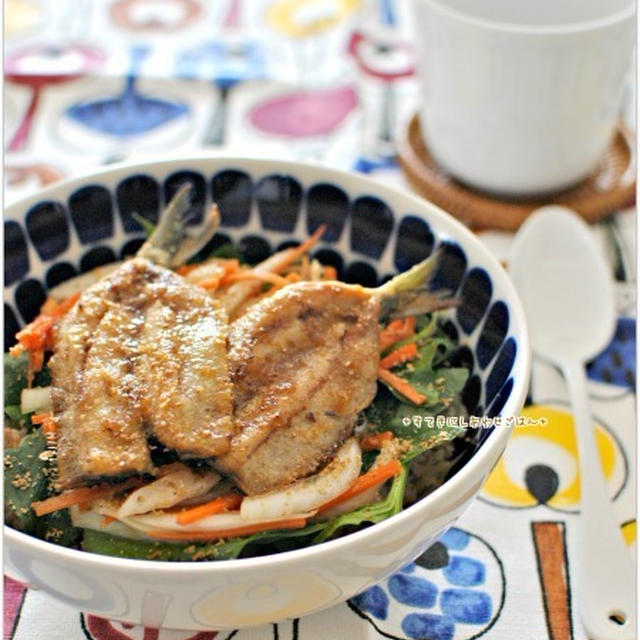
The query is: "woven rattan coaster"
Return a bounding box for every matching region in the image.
[397,113,636,231]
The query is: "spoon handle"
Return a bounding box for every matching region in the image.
[563,360,635,640]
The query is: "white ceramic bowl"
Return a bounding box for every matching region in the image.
[4,157,530,630]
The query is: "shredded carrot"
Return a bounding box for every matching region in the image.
[272,224,326,274]
[32,477,141,517]
[50,292,80,316]
[323,265,337,280]
[8,343,25,357]
[379,316,415,351]
[377,368,426,405]
[382,318,404,335]
[13,317,53,352]
[28,349,45,374]
[31,412,52,425]
[39,299,59,315]
[176,492,243,525]
[318,460,403,513]
[285,272,302,283]
[300,253,311,280]
[379,343,418,370]
[146,517,307,541]
[176,264,196,276]
[101,515,116,527]
[197,276,224,290]
[360,431,394,451]
[220,270,289,287]
[11,293,80,374]
[40,416,58,439]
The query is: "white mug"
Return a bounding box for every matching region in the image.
[409,0,635,196]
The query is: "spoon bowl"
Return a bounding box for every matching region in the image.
[510,206,616,362]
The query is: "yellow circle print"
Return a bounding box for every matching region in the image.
[267,0,360,38]
[482,404,627,511]
[622,520,636,547]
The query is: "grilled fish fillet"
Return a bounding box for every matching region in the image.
[215,281,380,495]
[137,291,232,458]
[51,258,233,489]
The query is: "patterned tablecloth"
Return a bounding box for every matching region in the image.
[3,1,636,639]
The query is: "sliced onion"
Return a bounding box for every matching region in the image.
[21,386,52,414]
[117,466,220,517]
[69,506,150,540]
[315,486,381,521]
[240,438,362,522]
[118,509,315,534]
[314,439,396,521]
[172,478,235,508]
[48,262,123,301]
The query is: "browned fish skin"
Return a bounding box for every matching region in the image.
[51,258,233,489]
[52,269,152,489]
[215,281,380,495]
[137,271,234,459]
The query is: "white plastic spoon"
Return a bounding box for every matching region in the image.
[509,206,635,640]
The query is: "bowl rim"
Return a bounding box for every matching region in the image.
[4,155,531,572]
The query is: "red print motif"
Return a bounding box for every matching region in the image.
[4,577,27,640]
[83,615,217,640]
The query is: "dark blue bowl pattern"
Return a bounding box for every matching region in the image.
[4,167,518,445]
